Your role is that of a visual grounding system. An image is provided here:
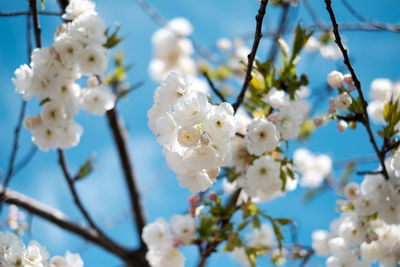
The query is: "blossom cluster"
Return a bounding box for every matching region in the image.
[312,158,400,266]
[12,0,115,151]
[148,72,238,193]
[142,214,196,267]
[293,148,332,188]
[149,18,196,82]
[0,231,83,267]
[228,87,310,203]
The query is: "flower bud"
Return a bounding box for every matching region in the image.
[337,120,348,132]
[217,38,232,51]
[343,74,353,85]
[87,76,99,88]
[313,117,323,127]
[327,71,344,88]
[23,115,42,130]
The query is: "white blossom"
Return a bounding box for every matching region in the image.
[245,117,280,156]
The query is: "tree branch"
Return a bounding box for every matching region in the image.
[324,0,390,180]
[0,11,62,17]
[0,185,138,263]
[232,0,269,112]
[202,71,226,103]
[340,0,400,33]
[106,108,147,248]
[57,149,111,241]
[28,0,41,48]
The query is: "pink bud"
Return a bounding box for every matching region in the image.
[329,97,336,106]
[189,195,201,206]
[173,238,181,248]
[348,84,355,91]
[313,117,323,127]
[268,113,279,123]
[343,74,353,85]
[328,105,336,114]
[200,134,210,146]
[327,71,344,88]
[337,120,348,132]
[208,193,217,201]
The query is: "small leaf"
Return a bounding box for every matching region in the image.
[252,215,261,229]
[74,155,95,181]
[276,218,292,225]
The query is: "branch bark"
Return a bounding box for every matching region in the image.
[28,0,41,48]
[106,108,147,248]
[232,0,270,112]
[324,0,390,180]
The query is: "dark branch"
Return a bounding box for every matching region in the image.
[0,11,62,17]
[0,185,139,263]
[324,0,389,180]
[106,108,147,248]
[28,0,41,48]
[57,149,110,241]
[232,0,269,112]
[202,71,226,103]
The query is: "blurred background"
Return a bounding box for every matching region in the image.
[0,0,399,266]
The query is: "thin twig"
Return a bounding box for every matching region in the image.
[0,11,62,17]
[0,7,33,212]
[57,149,109,241]
[12,146,38,177]
[324,0,389,180]
[202,71,226,103]
[268,3,290,62]
[340,0,400,33]
[106,108,147,248]
[232,0,269,113]
[298,249,314,267]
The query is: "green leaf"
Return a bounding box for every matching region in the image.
[104,26,124,49]
[238,220,249,231]
[41,0,46,10]
[252,215,261,229]
[276,218,292,225]
[74,155,96,181]
[279,169,287,192]
[39,97,51,106]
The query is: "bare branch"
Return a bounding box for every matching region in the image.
[57,149,110,241]
[106,108,147,248]
[232,0,269,113]
[28,0,41,48]
[0,11,62,17]
[202,71,226,103]
[0,185,138,263]
[340,0,400,33]
[324,0,390,180]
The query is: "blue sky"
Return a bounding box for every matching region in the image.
[0,0,399,266]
